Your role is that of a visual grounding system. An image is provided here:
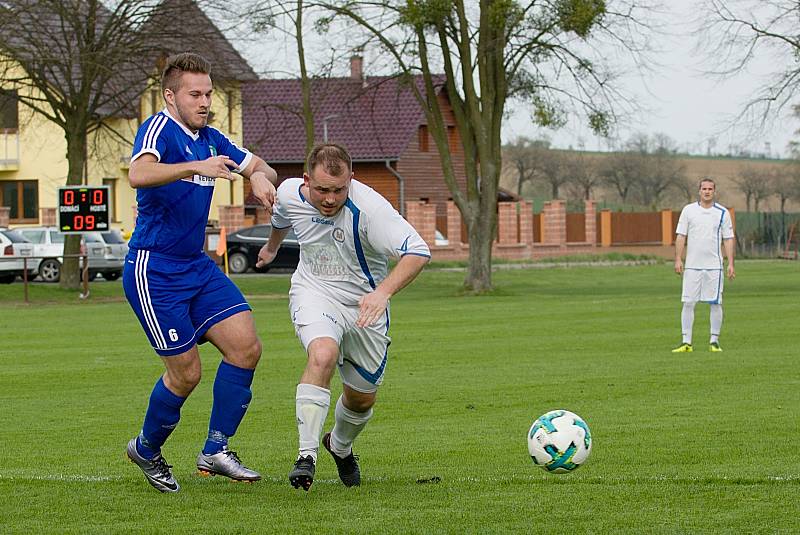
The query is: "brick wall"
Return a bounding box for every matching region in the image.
[542,200,566,245]
[40,207,56,226]
[218,205,245,232]
[405,200,436,247]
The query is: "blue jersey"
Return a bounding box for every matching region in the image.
[129,109,252,258]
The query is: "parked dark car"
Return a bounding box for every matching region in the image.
[226,224,300,274]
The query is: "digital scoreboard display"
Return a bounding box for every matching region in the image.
[57,186,110,233]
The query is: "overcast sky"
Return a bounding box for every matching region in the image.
[501,0,798,158]
[237,1,797,159]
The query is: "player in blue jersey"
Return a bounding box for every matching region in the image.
[123,53,277,493]
[256,144,430,490]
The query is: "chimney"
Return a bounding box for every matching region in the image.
[350,55,363,82]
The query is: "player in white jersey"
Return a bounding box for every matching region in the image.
[672,178,735,353]
[256,143,430,490]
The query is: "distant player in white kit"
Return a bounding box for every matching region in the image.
[256,143,430,490]
[672,178,735,353]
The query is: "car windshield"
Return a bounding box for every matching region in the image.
[101,231,125,244]
[51,232,65,244]
[83,233,102,243]
[1,230,31,243]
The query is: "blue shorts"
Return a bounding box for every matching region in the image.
[123,249,251,356]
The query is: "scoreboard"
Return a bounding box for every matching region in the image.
[57,186,110,233]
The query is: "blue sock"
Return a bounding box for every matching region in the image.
[203,361,255,455]
[137,377,186,459]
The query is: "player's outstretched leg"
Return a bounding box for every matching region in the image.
[126,438,180,493]
[322,433,361,487]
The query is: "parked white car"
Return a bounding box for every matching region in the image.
[86,229,128,281]
[15,226,124,282]
[0,228,36,284]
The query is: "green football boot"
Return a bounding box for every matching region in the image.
[671,343,693,353]
[709,342,723,352]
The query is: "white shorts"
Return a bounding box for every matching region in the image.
[289,288,391,393]
[682,269,723,304]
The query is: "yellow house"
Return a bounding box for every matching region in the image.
[0,0,256,234]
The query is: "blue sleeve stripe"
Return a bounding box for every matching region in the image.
[345,199,376,289]
[401,252,431,259]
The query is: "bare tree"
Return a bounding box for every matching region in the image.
[599,149,645,205]
[734,167,772,212]
[536,149,572,200]
[698,1,800,138]
[564,152,600,200]
[634,133,686,209]
[771,166,799,215]
[502,136,548,197]
[316,0,654,291]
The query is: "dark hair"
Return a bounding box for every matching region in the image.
[699,177,716,188]
[161,53,211,93]
[307,143,352,177]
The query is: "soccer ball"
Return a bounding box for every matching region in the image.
[527,410,592,473]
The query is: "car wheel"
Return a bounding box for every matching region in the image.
[0,274,14,284]
[102,271,121,281]
[39,258,61,283]
[228,252,249,274]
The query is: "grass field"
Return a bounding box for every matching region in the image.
[1,261,798,533]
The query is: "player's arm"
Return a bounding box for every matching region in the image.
[256,226,290,268]
[239,155,278,213]
[674,233,686,275]
[356,254,430,328]
[723,237,735,279]
[128,153,239,188]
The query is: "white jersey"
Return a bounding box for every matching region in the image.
[675,202,734,270]
[271,177,431,305]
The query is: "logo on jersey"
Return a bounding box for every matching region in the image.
[182,174,216,186]
[312,216,334,226]
[332,227,345,242]
[209,145,218,157]
[396,236,410,254]
[185,145,193,155]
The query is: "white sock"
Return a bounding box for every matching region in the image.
[330,395,372,458]
[296,383,330,462]
[681,302,696,344]
[709,304,723,343]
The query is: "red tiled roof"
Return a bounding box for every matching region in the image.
[243,74,445,162]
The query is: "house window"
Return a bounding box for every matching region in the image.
[103,178,118,222]
[0,89,19,131]
[447,125,458,153]
[418,125,429,152]
[0,180,38,223]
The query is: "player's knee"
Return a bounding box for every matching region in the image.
[344,390,376,412]
[245,336,262,366]
[168,367,201,394]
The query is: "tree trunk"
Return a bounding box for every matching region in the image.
[59,127,88,290]
[464,202,494,292]
[296,0,315,159]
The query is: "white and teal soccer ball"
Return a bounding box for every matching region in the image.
[527,410,592,473]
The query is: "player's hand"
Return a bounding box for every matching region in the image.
[196,155,238,181]
[250,172,276,215]
[256,244,277,268]
[356,290,390,328]
[674,259,683,275]
[727,264,735,280]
